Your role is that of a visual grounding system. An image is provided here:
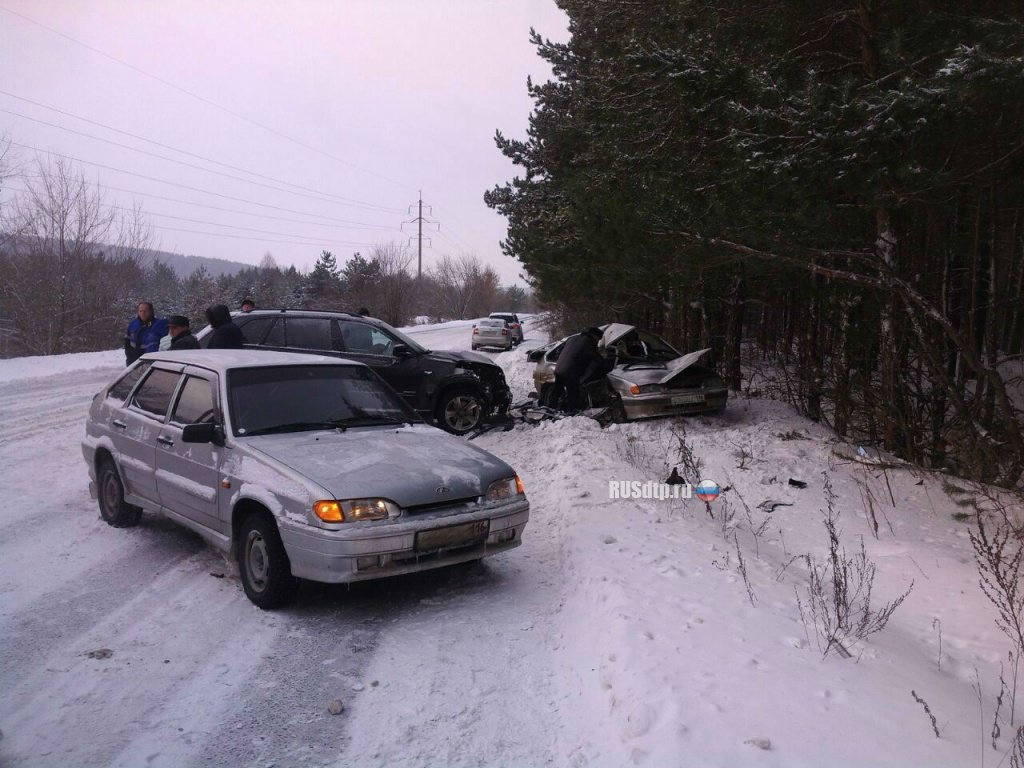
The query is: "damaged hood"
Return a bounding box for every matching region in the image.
[426,349,499,368]
[600,323,635,348]
[609,348,711,386]
[244,424,514,507]
[655,348,711,384]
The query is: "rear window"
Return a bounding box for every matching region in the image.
[108,361,152,401]
[236,317,281,345]
[286,318,333,351]
[479,319,504,328]
[131,369,182,418]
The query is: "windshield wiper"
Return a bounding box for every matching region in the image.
[244,420,349,436]
[338,416,412,427]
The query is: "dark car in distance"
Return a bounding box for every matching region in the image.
[195,309,512,435]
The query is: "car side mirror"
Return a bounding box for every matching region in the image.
[392,344,413,358]
[182,422,223,445]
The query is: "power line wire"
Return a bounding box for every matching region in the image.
[0,90,403,210]
[1,106,404,213]
[8,141,405,223]
[0,3,415,193]
[8,176,398,230]
[106,204,399,243]
[148,223,379,249]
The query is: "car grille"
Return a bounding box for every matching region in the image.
[403,496,480,515]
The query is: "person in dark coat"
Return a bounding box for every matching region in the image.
[547,326,607,412]
[166,315,201,351]
[205,304,244,349]
[124,301,168,365]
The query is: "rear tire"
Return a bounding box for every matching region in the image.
[436,387,486,436]
[238,513,298,609]
[97,458,142,528]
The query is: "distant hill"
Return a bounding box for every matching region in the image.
[2,237,256,278]
[142,248,251,278]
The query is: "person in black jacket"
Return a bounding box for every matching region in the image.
[205,304,244,349]
[548,326,607,412]
[166,315,201,351]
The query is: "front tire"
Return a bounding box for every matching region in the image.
[436,387,486,435]
[238,513,298,609]
[97,458,142,528]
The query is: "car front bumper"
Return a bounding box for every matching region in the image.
[280,498,529,583]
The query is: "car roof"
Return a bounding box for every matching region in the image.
[489,312,517,316]
[139,349,364,374]
[231,308,373,323]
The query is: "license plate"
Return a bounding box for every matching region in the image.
[415,520,489,552]
[671,393,705,405]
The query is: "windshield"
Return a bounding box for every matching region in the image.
[227,365,419,436]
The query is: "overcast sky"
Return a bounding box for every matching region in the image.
[0,1,568,285]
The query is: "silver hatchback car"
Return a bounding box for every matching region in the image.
[82,350,529,608]
[471,318,514,351]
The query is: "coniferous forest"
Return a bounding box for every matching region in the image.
[486,1,1024,486]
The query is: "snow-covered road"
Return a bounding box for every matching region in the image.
[0,315,1012,767]
[0,318,563,768]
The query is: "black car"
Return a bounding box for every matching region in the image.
[195,310,512,435]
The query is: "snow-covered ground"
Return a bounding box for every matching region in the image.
[0,316,1019,767]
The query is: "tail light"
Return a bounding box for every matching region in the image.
[501,329,508,335]
[473,328,479,335]
[511,323,519,329]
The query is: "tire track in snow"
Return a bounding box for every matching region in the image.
[0,371,104,440]
[334,411,565,767]
[0,517,208,694]
[0,548,272,768]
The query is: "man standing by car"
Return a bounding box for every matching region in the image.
[205,304,244,349]
[124,301,168,365]
[166,315,200,350]
[548,326,607,413]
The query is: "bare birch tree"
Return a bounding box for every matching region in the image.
[0,156,152,354]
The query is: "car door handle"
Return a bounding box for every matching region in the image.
[156,436,175,447]
[112,419,127,430]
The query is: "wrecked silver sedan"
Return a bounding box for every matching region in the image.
[529,324,728,421]
[82,350,529,609]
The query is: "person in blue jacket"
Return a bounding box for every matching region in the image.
[124,301,168,365]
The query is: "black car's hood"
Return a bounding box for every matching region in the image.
[425,349,499,368]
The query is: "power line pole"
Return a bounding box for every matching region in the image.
[402,191,439,279]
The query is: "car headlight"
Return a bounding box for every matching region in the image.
[485,476,525,502]
[313,498,400,522]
